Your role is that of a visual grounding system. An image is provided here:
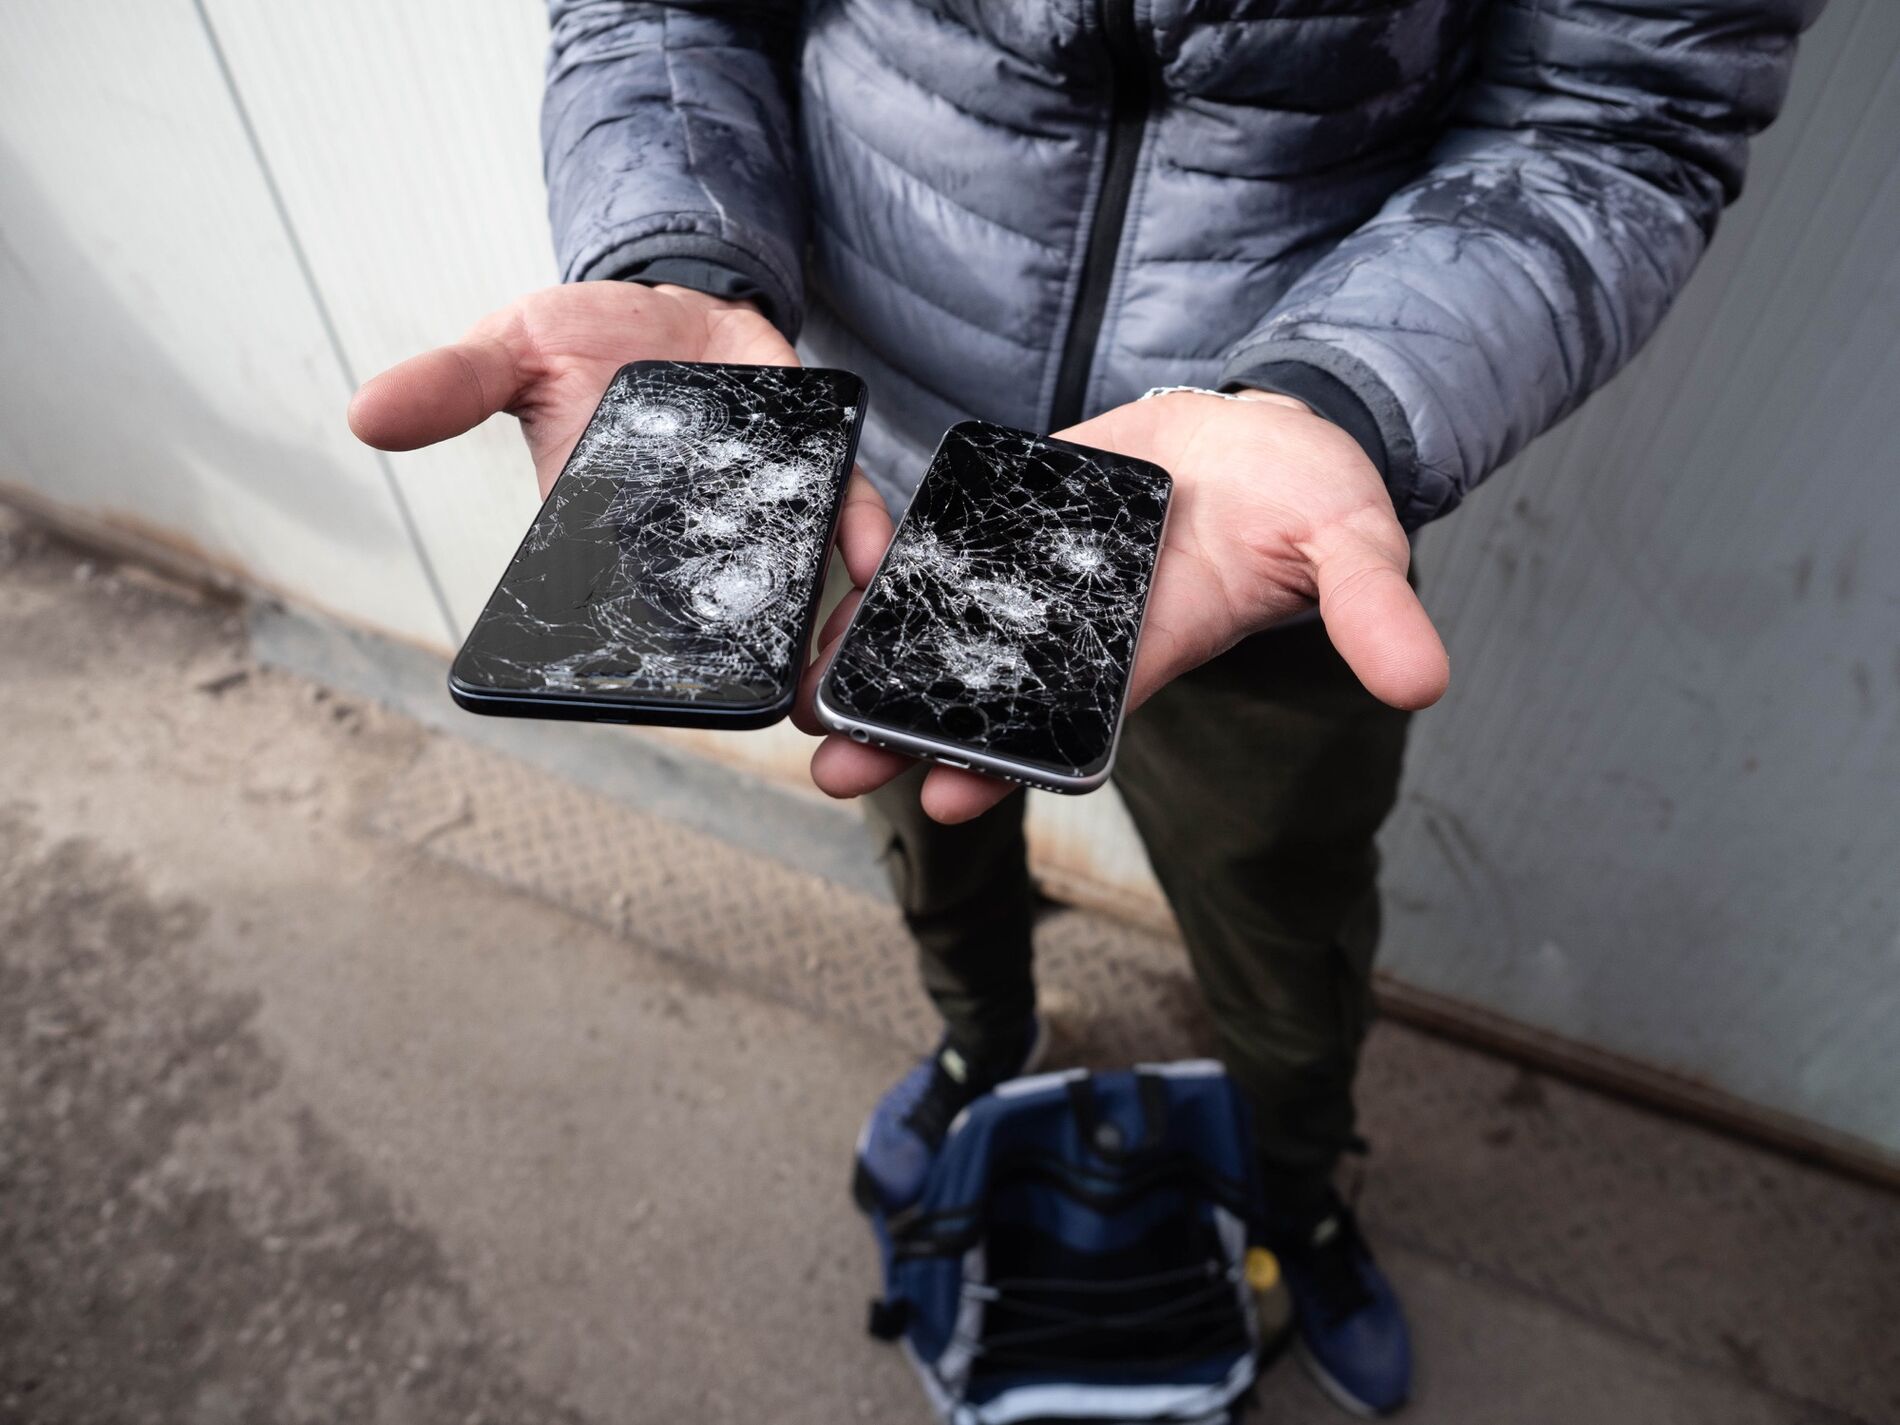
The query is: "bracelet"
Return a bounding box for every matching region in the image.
[1138,385,1247,402]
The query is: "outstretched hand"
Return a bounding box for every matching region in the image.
[347,277,895,591]
[796,390,1449,823]
[348,299,1444,825]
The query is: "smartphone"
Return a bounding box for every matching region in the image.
[815,420,1171,793]
[450,361,867,728]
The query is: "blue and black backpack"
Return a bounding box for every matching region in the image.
[862,1060,1286,1424]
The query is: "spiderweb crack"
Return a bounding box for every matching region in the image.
[458,363,856,705]
[828,426,1168,773]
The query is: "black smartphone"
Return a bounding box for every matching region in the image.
[815,420,1171,793]
[450,361,867,728]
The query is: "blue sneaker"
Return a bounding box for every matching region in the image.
[852,1019,1046,1214]
[1279,1201,1412,1417]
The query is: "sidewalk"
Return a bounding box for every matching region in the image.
[2,509,1894,1425]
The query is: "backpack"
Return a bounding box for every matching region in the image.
[863,1061,1284,1424]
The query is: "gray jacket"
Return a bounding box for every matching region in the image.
[542,0,1818,522]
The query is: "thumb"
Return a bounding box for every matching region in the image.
[348,328,529,452]
[1310,528,1450,710]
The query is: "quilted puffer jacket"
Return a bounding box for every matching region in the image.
[542,0,1819,523]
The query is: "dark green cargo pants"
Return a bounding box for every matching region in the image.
[863,613,1410,1215]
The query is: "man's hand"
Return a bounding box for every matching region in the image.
[348,277,894,601]
[798,390,1450,824]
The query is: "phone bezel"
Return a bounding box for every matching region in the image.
[448,360,868,730]
[813,420,1172,795]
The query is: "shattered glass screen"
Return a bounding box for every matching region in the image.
[825,422,1171,776]
[453,362,863,709]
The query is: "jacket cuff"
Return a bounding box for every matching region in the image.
[1223,360,1389,481]
[622,257,769,312]
[1219,339,1424,528]
[581,231,798,341]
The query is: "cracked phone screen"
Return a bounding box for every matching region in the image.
[453,362,863,710]
[825,422,1171,778]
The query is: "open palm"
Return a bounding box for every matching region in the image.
[348,278,894,589]
[351,280,801,496]
[799,390,1450,822]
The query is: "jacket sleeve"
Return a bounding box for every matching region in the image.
[1218,0,1824,530]
[543,1,806,336]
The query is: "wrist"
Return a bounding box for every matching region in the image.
[1232,388,1312,415]
[615,251,782,332]
[644,282,768,321]
[1220,361,1389,483]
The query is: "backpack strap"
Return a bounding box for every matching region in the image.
[1065,1070,1171,1161]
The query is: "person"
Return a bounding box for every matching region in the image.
[349,1,1818,1413]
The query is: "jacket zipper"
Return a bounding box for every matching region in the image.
[1048,0,1150,432]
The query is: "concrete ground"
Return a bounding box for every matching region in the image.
[2,509,1896,1425]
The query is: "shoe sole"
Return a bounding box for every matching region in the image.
[850,1022,1050,1218]
[1295,1336,1406,1419]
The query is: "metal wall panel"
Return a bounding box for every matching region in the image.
[197,0,555,631]
[0,1,449,643]
[0,1,1893,1153]
[1376,0,1900,1151]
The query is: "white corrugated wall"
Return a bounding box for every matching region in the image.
[2,1,1895,1158]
